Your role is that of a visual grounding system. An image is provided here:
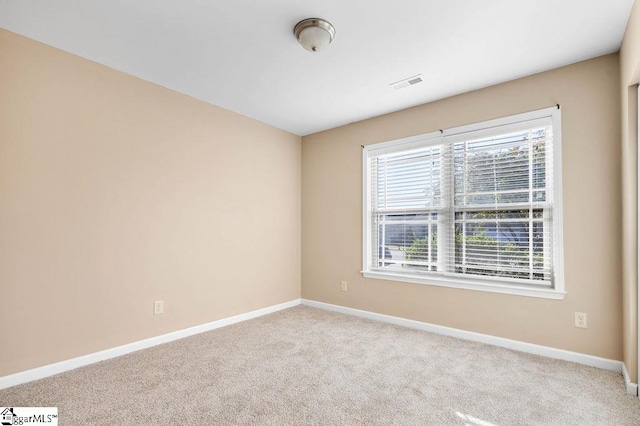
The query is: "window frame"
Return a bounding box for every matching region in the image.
[362,106,565,300]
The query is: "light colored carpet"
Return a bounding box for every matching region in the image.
[1,305,639,425]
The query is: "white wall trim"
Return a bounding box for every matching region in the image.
[302,299,622,373]
[636,83,640,399]
[622,362,639,396]
[3,297,630,394]
[0,298,302,390]
[361,271,565,300]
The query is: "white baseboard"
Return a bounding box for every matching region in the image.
[301,299,623,373]
[3,298,631,394]
[622,362,639,396]
[0,298,302,390]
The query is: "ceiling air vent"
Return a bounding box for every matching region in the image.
[390,74,423,90]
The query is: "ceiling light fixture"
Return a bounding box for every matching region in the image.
[294,18,336,52]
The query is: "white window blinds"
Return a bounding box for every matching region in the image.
[363,107,563,297]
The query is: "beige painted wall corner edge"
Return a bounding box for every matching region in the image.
[301,299,635,393]
[0,299,301,390]
[620,0,640,384]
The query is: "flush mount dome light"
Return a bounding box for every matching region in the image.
[294,18,336,52]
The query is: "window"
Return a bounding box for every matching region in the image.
[362,107,564,299]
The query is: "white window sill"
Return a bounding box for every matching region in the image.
[361,271,565,300]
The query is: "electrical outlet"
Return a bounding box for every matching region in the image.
[341,281,348,292]
[154,300,164,315]
[574,312,587,328]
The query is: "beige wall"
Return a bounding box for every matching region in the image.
[302,54,622,360]
[620,0,640,382]
[0,29,301,377]
[0,21,628,380]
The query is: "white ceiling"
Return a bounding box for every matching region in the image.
[0,1,634,136]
